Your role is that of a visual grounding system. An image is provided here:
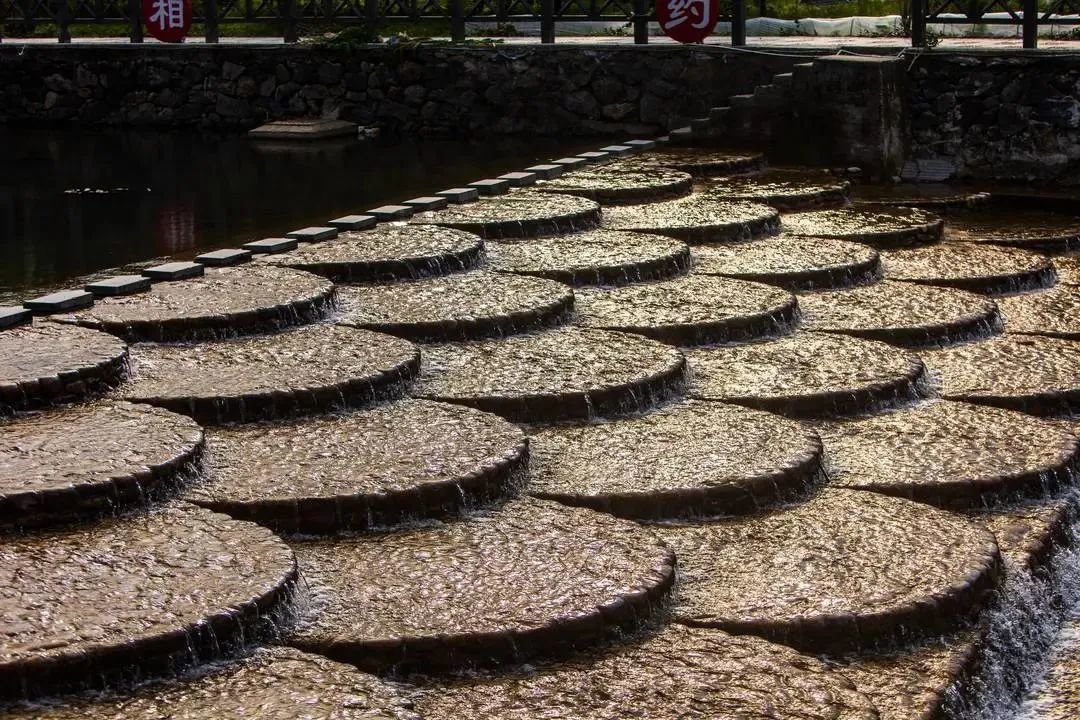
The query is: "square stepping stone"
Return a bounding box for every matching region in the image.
[366,205,415,220]
[142,262,205,281]
[623,139,657,151]
[243,238,299,254]
[576,151,611,163]
[599,145,634,156]
[404,196,450,212]
[195,248,253,266]
[552,157,588,169]
[328,215,378,231]
[525,164,565,179]
[0,306,32,329]
[437,188,480,204]
[656,135,671,144]
[468,178,512,195]
[24,290,94,314]
[286,227,339,242]
[498,172,538,187]
[85,275,152,297]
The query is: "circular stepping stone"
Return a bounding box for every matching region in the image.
[261,225,484,282]
[883,243,1056,295]
[601,197,780,244]
[614,148,766,176]
[655,488,1002,653]
[686,332,928,418]
[798,281,1002,348]
[0,401,203,531]
[334,271,573,342]
[413,624,879,720]
[411,190,601,239]
[536,166,693,204]
[417,327,687,423]
[0,323,127,415]
[287,498,676,673]
[486,230,691,286]
[1056,256,1080,286]
[818,400,1080,507]
[945,208,1080,253]
[783,207,945,248]
[53,265,336,343]
[998,284,1080,340]
[120,324,419,425]
[853,184,991,209]
[575,275,799,346]
[0,504,297,702]
[692,235,881,290]
[187,399,527,534]
[924,334,1080,416]
[704,172,851,210]
[528,400,822,520]
[7,647,422,720]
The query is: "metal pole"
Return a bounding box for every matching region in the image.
[910,0,926,47]
[731,0,745,46]
[129,0,143,42]
[541,0,554,43]
[633,0,648,43]
[58,0,71,43]
[205,0,220,42]
[1022,0,1037,48]
[449,0,464,41]
[283,0,298,43]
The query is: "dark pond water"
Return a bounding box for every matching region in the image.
[0,128,592,303]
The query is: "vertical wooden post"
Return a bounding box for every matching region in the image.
[205,0,220,42]
[541,0,554,43]
[283,0,298,43]
[633,0,648,43]
[1022,0,1037,48]
[910,0,926,47]
[129,0,143,42]
[731,0,745,45]
[57,0,72,42]
[449,0,464,41]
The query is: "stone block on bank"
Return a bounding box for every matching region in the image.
[437,188,481,204]
[404,196,450,212]
[143,262,206,281]
[468,178,512,195]
[0,307,32,329]
[195,249,253,266]
[366,205,415,220]
[243,238,299,254]
[249,119,357,141]
[286,227,339,243]
[623,139,657,151]
[24,290,94,314]
[576,151,612,163]
[328,215,378,230]
[85,275,152,297]
[599,145,634,156]
[525,164,565,179]
[498,172,538,187]
[552,157,588,170]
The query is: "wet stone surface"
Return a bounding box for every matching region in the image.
[883,243,1056,295]
[923,334,1080,416]
[335,271,574,342]
[260,225,484,283]
[119,324,419,424]
[416,327,687,423]
[0,504,298,701]
[852,183,991,209]
[412,624,878,720]
[52,265,336,342]
[575,274,799,346]
[969,499,1073,573]
[485,230,691,287]
[186,399,527,534]
[703,172,851,211]
[613,149,766,177]
[657,488,1002,653]
[0,322,128,415]
[287,498,675,673]
[0,401,204,530]
[692,235,881,290]
[4,647,422,720]
[528,400,823,520]
[817,400,1080,508]
[998,284,1080,340]
[798,280,1002,348]
[410,190,601,239]
[782,207,945,249]
[944,207,1080,253]
[600,197,780,244]
[534,166,693,205]
[686,332,928,418]
[1056,256,1080,286]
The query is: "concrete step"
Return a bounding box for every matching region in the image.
[690,116,713,133]
[667,126,696,145]
[752,84,790,110]
[728,94,756,109]
[772,72,794,89]
[709,106,731,124]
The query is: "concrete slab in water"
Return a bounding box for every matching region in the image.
[552,157,588,169]
[883,243,1055,295]
[998,284,1080,340]
[404,196,450,211]
[436,187,481,203]
[411,190,601,240]
[195,248,252,266]
[621,138,656,151]
[0,306,33,329]
[85,275,152,297]
[24,289,93,314]
[468,178,512,195]
[783,207,944,249]
[242,237,298,254]
[285,226,339,242]
[601,196,780,244]
[248,118,357,140]
[598,144,633,156]
[327,214,378,230]
[691,235,881,291]
[576,151,612,163]
[968,499,1073,573]
[616,148,765,177]
[853,183,990,210]
[537,166,693,205]
[944,207,1080,253]
[497,171,537,186]
[703,171,851,211]
[142,261,205,281]
[366,204,415,220]
[524,164,564,179]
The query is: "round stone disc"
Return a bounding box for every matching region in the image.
[412,624,879,720]
[692,235,881,290]
[528,400,823,520]
[261,225,484,282]
[410,190,601,239]
[0,401,204,531]
[998,284,1080,340]
[686,332,928,418]
[852,184,991,209]
[601,197,780,244]
[7,647,422,720]
[818,400,1080,507]
[798,281,1002,347]
[782,207,945,248]
[0,322,128,415]
[944,208,1080,253]
[335,271,573,342]
[704,173,851,210]
[655,488,1002,653]
[52,266,335,343]
[883,242,1056,295]
[575,275,799,346]
[287,497,676,673]
[119,324,419,425]
[186,399,527,534]
[417,327,687,423]
[485,230,691,286]
[923,334,1080,416]
[1056,256,1080,286]
[0,504,298,702]
[536,166,693,205]
[612,149,766,177]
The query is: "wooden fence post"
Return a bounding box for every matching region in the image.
[633,0,648,43]
[731,0,745,45]
[449,0,464,40]
[129,0,143,42]
[205,0,220,42]
[1022,0,1037,48]
[541,0,555,43]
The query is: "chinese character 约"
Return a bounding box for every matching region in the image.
[664,0,711,30]
[148,0,185,30]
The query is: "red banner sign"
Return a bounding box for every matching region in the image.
[142,0,192,43]
[656,0,720,43]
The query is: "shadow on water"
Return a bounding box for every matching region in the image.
[0,127,593,302]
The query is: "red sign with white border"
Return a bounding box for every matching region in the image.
[142,0,193,43]
[656,0,720,43]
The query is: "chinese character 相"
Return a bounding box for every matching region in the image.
[665,0,711,30]
[149,0,185,30]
